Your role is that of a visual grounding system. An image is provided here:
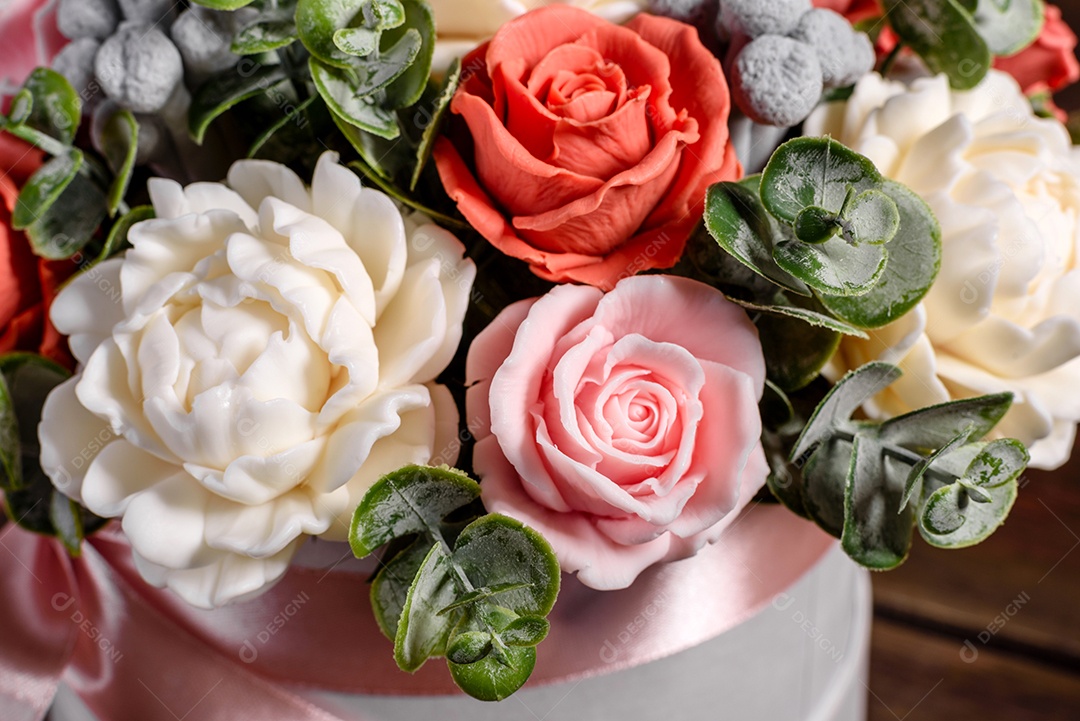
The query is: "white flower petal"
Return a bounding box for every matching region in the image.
[227,158,310,214]
[81,438,180,516]
[51,258,125,365]
[121,473,218,570]
[38,376,118,503]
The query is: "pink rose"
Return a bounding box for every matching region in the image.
[994,4,1079,95]
[0,0,67,108]
[466,275,768,589]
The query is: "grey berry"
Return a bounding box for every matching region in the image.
[731,34,823,127]
[116,0,176,25]
[648,0,715,24]
[790,9,876,89]
[719,0,812,39]
[171,7,239,79]
[56,0,120,40]
[52,38,101,101]
[95,23,184,113]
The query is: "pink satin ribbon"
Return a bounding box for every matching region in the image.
[0,504,833,720]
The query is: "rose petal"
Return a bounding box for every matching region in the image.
[38,376,118,503]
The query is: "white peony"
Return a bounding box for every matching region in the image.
[805,71,1080,470]
[38,152,475,607]
[430,0,647,70]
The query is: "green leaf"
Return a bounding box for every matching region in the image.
[349,464,480,558]
[381,0,435,110]
[247,95,318,158]
[500,615,550,647]
[844,189,900,246]
[7,89,32,126]
[21,67,81,146]
[919,478,1017,548]
[333,26,380,56]
[370,537,429,638]
[755,305,842,392]
[13,149,83,230]
[372,0,407,29]
[791,362,902,462]
[877,393,1013,453]
[452,514,561,618]
[190,63,289,144]
[190,0,256,8]
[49,492,84,556]
[395,544,459,671]
[773,234,888,296]
[793,205,840,244]
[760,138,884,224]
[310,58,400,138]
[842,436,914,569]
[0,373,22,492]
[973,0,1044,56]
[447,631,493,664]
[960,438,1028,489]
[883,0,992,90]
[99,108,139,216]
[232,19,298,55]
[26,171,108,259]
[448,645,536,702]
[98,205,153,264]
[410,58,461,191]
[728,297,869,338]
[802,436,853,537]
[818,180,941,329]
[438,582,533,615]
[900,430,968,512]
[296,0,367,68]
[704,178,811,296]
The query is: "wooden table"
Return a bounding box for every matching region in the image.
[867,441,1080,719]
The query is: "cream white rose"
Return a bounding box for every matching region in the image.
[38,152,476,607]
[805,71,1080,469]
[430,0,647,70]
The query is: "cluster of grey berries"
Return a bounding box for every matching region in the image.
[650,0,876,127]
[50,0,250,165]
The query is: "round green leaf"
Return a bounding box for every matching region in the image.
[760,137,884,224]
[447,631,493,665]
[13,150,83,230]
[818,180,941,329]
[844,189,900,246]
[448,646,536,702]
[883,0,992,90]
[190,0,256,8]
[310,58,400,138]
[974,0,1045,56]
[297,0,368,68]
[794,206,840,244]
[919,479,1017,548]
[231,19,298,55]
[21,67,81,146]
[773,231,888,296]
[189,63,289,144]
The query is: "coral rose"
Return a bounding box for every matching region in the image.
[466,275,767,589]
[434,6,740,289]
[994,4,1079,96]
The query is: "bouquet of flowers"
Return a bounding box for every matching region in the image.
[1,0,1077,714]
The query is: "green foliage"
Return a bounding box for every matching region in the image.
[351,465,560,701]
[0,354,107,553]
[770,362,1027,569]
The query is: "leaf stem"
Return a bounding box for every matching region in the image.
[879,40,905,77]
[831,429,960,485]
[1,123,69,158]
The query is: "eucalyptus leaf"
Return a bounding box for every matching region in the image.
[49,492,84,556]
[960,438,1028,489]
[310,58,400,138]
[296,0,367,68]
[333,26,380,56]
[818,180,941,329]
[755,307,842,392]
[704,178,810,296]
[0,374,21,492]
[883,0,992,90]
[845,189,900,246]
[26,171,108,259]
[13,149,83,230]
[99,108,138,216]
[190,63,289,144]
[500,616,550,647]
[371,537,430,638]
[380,0,435,109]
[21,67,81,146]
[447,631,493,664]
[394,544,459,671]
[349,464,480,558]
[232,18,298,55]
[7,89,32,126]
[919,478,1017,547]
[447,645,536,702]
[190,0,256,8]
[791,362,902,462]
[877,393,1013,453]
[97,205,153,264]
[410,57,461,191]
[331,108,411,178]
[728,297,868,338]
[773,232,888,296]
[900,430,968,512]
[842,437,914,569]
[802,436,853,538]
[248,95,318,158]
[973,0,1044,56]
[760,137,883,224]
